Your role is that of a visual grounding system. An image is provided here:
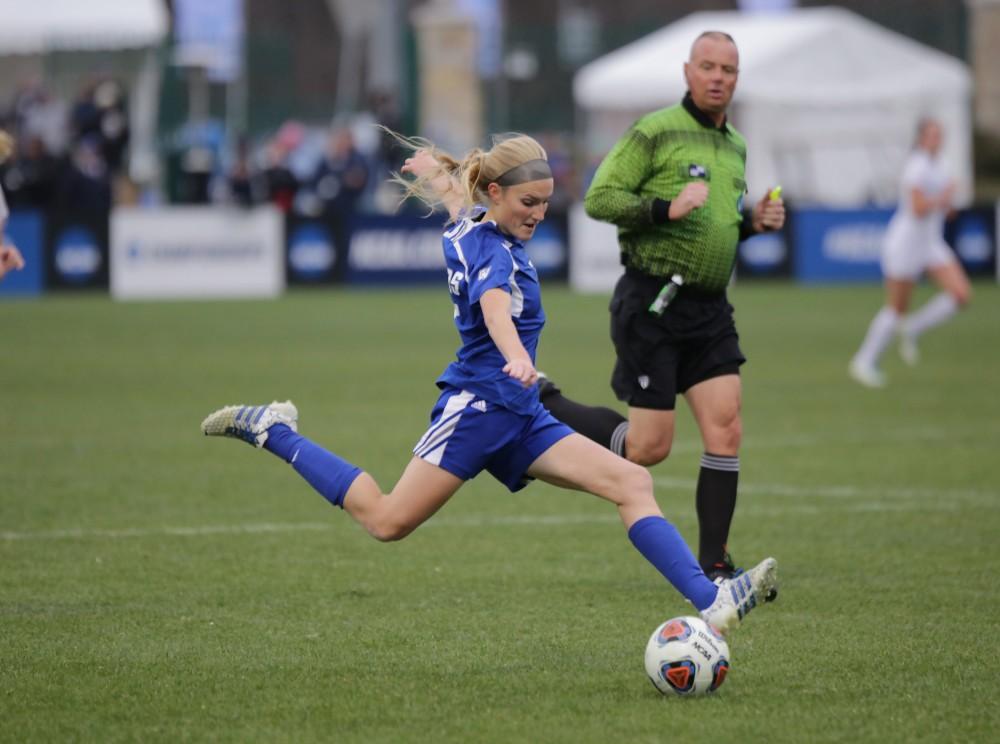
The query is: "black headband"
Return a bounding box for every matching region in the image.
[495,158,552,186]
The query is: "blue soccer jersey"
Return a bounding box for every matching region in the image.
[435,216,545,414]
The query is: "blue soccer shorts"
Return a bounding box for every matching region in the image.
[413,387,575,492]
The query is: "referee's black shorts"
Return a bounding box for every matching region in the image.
[609,269,745,411]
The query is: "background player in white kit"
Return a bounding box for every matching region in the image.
[849,118,971,388]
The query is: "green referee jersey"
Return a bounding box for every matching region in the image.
[584,93,748,292]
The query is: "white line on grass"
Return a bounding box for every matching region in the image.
[2,479,995,542]
[0,515,624,542]
[0,522,334,541]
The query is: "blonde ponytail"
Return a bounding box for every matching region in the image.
[385,128,548,215]
[0,130,13,164]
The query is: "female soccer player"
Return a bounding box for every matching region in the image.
[201,133,777,635]
[0,130,26,282]
[849,119,972,388]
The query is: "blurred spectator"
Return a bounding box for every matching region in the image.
[69,78,129,175]
[94,81,129,175]
[55,136,112,214]
[368,91,411,213]
[7,80,45,134]
[369,90,403,163]
[69,80,101,144]
[178,144,215,204]
[174,119,225,205]
[225,135,266,207]
[312,127,370,222]
[7,79,68,157]
[261,121,304,212]
[538,132,576,213]
[0,134,58,210]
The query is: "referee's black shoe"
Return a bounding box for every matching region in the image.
[707,554,779,603]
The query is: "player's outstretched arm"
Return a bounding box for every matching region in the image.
[0,243,25,280]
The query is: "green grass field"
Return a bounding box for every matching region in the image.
[2,282,998,743]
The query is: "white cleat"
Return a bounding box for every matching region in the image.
[898,332,919,367]
[849,359,887,389]
[700,557,778,636]
[268,401,299,427]
[201,400,298,448]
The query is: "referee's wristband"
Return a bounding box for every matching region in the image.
[651,198,672,224]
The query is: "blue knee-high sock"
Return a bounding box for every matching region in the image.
[263,424,362,509]
[628,516,719,610]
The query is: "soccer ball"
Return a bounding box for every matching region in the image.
[644,616,731,696]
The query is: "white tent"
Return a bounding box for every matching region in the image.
[573,7,973,207]
[0,0,166,53]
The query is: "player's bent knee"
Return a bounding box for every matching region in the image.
[368,522,413,542]
[366,513,417,542]
[628,439,671,466]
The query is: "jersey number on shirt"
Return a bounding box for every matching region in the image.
[448,268,465,297]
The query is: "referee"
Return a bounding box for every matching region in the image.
[541,31,785,583]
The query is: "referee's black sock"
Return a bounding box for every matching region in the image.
[539,384,628,457]
[696,453,739,570]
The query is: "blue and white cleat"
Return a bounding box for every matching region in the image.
[201,400,298,448]
[707,553,778,603]
[700,557,778,636]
